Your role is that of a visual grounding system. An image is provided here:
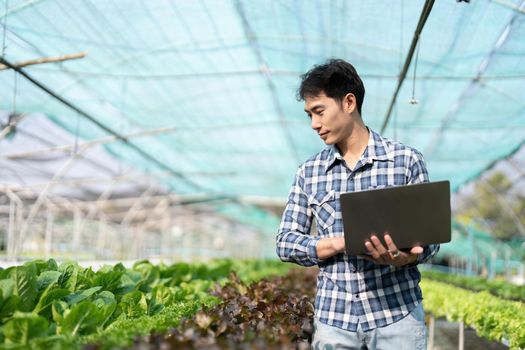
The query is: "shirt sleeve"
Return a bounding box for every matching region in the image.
[276,167,323,267]
[407,148,440,264]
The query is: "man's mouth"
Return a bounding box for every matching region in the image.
[319,132,329,139]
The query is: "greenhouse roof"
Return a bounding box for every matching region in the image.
[1,0,524,202]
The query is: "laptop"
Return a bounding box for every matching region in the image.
[340,180,451,256]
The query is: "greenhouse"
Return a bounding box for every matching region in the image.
[0,0,524,349]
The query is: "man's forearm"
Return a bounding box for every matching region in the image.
[316,236,345,260]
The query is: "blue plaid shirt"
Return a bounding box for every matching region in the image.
[276,129,439,332]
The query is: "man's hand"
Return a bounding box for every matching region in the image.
[361,233,422,267]
[316,236,345,260]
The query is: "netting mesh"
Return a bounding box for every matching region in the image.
[1,0,524,225]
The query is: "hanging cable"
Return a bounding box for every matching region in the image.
[381,0,435,134]
[408,41,421,105]
[1,0,8,57]
[12,70,17,114]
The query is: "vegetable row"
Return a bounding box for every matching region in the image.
[421,279,525,349]
[118,267,317,350]
[421,269,525,302]
[0,258,289,349]
[107,269,525,350]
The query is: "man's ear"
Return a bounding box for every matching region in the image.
[343,93,357,114]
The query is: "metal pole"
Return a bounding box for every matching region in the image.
[159,199,171,260]
[96,216,106,259]
[7,199,15,259]
[133,227,145,259]
[428,315,435,350]
[467,228,474,275]
[459,321,464,350]
[44,211,54,259]
[4,189,23,260]
[72,208,82,254]
[505,247,511,281]
[2,125,178,160]
[489,251,497,280]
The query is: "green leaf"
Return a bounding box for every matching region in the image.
[133,261,160,293]
[147,285,173,316]
[32,286,69,319]
[151,285,174,306]
[23,259,58,276]
[36,271,61,295]
[65,286,102,305]
[0,295,20,320]
[8,266,38,312]
[164,262,192,286]
[3,312,48,345]
[91,270,123,294]
[113,263,127,272]
[0,279,15,299]
[51,301,69,325]
[114,271,142,297]
[92,291,117,328]
[118,290,148,318]
[57,263,79,292]
[60,301,102,336]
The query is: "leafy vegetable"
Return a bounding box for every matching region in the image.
[422,279,525,349]
[0,258,290,349]
[3,312,48,345]
[422,270,525,302]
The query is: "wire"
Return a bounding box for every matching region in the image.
[1,0,7,56]
[409,41,421,104]
[12,70,17,115]
[381,0,435,134]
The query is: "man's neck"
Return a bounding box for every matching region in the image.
[337,123,369,160]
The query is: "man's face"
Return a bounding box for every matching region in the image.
[304,92,355,145]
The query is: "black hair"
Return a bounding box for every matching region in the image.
[297,58,365,114]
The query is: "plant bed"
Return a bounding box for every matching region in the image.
[0,258,290,349]
[422,279,525,349]
[114,268,318,350]
[421,269,525,302]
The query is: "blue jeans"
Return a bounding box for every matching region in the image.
[311,303,427,350]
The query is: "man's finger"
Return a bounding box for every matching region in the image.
[383,234,399,253]
[365,240,381,259]
[370,235,388,256]
[410,246,424,255]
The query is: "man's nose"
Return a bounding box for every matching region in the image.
[311,116,321,130]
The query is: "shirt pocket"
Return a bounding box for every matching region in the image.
[308,190,336,231]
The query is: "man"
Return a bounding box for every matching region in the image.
[276,59,439,350]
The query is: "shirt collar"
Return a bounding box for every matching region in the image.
[324,128,394,173]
